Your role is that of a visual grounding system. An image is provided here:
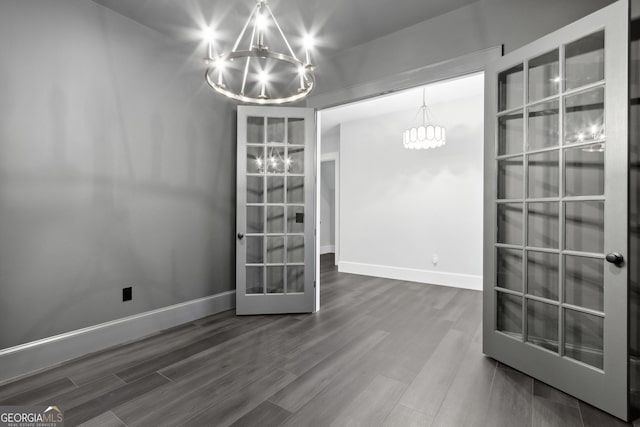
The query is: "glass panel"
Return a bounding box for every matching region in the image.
[497,203,523,245]
[288,146,304,174]
[496,248,523,292]
[564,87,605,145]
[267,206,284,233]
[267,266,284,293]
[497,292,522,339]
[267,117,285,143]
[247,176,264,204]
[498,64,524,111]
[498,112,524,155]
[497,157,523,200]
[266,147,286,174]
[246,266,264,294]
[247,116,265,143]
[565,255,604,312]
[528,49,560,102]
[287,266,305,293]
[527,300,559,352]
[564,145,605,196]
[565,201,604,253]
[287,235,304,263]
[246,236,264,264]
[528,150,559,198]
[267,176,284,203]
[247,146,265,174]
[527,202,559,249]
[267,236,285,263]
[527,101,559,150]
[564,309,603,369]
[247,206,264,233]
[527,251,559,300]
[287,176,304,204]
[288,118,305,145]
[287,206,305,234]
[565,31,605,91]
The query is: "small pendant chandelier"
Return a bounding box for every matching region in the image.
[402,88,446,150]
[203,0,315,105]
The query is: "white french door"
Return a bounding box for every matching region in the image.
[236,106,316,315]
[483,0,630,420]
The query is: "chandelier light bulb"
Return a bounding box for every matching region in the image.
[256,13,268,31]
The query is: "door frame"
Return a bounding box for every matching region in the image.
[310,46,502,312]
[320,153,339,265]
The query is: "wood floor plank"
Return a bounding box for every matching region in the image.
[483,363,533,427]
[268,329,389,413]
[77,411,126,427]
[35,374,126,411]
[580,401,632,427]
[381,404,432,427]
[228,401,292,427]
[0,377,76,406]
[532,397,582,427]
[328,374,407,427]
[182,369,297,427]
[533,380,579,408]
[64,373,169,426]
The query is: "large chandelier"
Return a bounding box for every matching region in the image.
[203,0,315,105]
[402,88,446,150]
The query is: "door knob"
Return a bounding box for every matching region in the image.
[605,252,624,265]
[237,233,244,240]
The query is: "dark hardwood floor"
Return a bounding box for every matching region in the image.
[0,254,633,426]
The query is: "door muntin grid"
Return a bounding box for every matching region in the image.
[245,115,306,295]
[494,30,607,370]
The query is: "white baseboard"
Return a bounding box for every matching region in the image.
[320,245,336,255]
[0,290,235,384]
[338,261,482,290]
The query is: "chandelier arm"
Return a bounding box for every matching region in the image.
[232,3,259,53]
[240,17,259,96]
[264,4,299,61]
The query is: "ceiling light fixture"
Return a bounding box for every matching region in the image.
[203,0,315,105]
[402,88,446,150]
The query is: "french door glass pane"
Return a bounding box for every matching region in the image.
[289,147,305,174]
[527,300,559,352]
[498,64,524,111]
[267,206,285,233]
[288,118,305,145]
[564,87,605,145]
[287,236,304,263]
[267,147,286,174]
[496,248,523,292]
[565,201,604,253]
[246,236,264,264]
[247,146,265,174]
[497,203,523,245]
[267,236,285,263]
[498,157,523,199]
[528,49,560,102]
[564,309,604,369]
[267,117,285,143]
[246,266,264,294]
[527,202,559,249]
[565,31,605,91]
[287,206,305,233]
[287,266,305,293]
[247,116,265,143]
[528,150,559,198]
[527,251,559,300]
[564,255,604,312]
[498,112,524,155]
[564,145,605,196]
[497,292,523,338]
[247,206,264,233]
[267,266,285,293]
[247,176,264,203]
[527,101,559,150]
[287,176,304,203]
[267,177,285,203]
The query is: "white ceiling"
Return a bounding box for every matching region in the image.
[91,0,478,56]
[321,73,484,133]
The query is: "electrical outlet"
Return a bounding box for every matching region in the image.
[123,286,132,302]
[432,254,439,265]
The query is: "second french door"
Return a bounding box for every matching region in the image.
[483,0,629,420]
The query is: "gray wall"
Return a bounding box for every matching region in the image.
[320,161,335,250]
[317,0,616,94]
[0,0,236,349]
